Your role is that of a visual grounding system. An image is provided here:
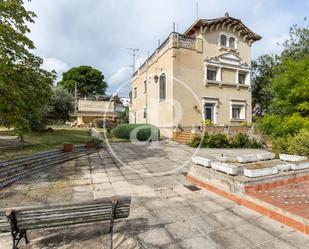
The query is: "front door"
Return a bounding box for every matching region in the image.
[204,103,214,122]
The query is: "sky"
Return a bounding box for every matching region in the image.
[24,0,309,96]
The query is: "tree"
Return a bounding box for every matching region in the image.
[271,56,309,117]
[58,66,108,97]
[0,0,55,138]
[251,55,279,116]
[281,20,309,61]
[45,87,74,124]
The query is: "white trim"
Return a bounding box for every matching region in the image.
[229,100,246,121]
[218,32,238,50]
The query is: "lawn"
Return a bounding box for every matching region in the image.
[0,127,91,160]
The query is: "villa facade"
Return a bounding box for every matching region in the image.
[129,14,261,138]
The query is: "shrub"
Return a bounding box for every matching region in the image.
[257,113,309,138]
[207,134,229,148]
[229,133,250,148]
[94,119,116,129]
[112,124,160,141]
[273,129,309,156]
[187,132,262,149]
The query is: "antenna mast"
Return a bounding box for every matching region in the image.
[196,1,199,19]
[126,48,139,74]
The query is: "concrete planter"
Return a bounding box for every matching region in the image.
[257,153,275,161]
[211,162,238,175]
[216,156,229,163]
[236,155,258,163]
[244,167,278,178]
[192,157,212,168]
[276,163,292,172]
[279,154,307,162]
[291,161,309,170]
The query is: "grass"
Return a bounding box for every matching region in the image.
[0,127,91,160]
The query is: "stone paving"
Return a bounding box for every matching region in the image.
[0,141,309,248]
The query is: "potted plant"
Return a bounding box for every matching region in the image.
[63,143,73,152]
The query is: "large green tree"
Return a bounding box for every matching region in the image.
[271,56,309,116]
[45,87,74,124]
[58,66,108,97]
[251,55,279,116]
[0,0,54,138]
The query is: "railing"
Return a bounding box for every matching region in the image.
[133,32,201,77]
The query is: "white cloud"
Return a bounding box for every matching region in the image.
[42,57,69,80]
[107,66,132,95]
[24,0,308,94]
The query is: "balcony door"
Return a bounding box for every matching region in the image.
[204,103,215,122]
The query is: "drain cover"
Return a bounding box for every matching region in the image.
[184,185,201,191]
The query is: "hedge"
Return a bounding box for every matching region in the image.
[187,133,262,149]
[112,124,160,141]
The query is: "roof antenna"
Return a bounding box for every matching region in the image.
[173,22,176,32]
[196,1,199,20]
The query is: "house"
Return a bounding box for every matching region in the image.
[76,98,117,126]
[129,14,261,138]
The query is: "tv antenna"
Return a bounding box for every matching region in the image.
[126,48,139,74]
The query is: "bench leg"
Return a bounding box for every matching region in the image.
[109,201,117,249]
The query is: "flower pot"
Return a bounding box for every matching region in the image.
[279,154,307,162]
[85,141,95,148]
[236,155,258,163]
[244,167,278,178]
[192,156,212,167]
[63,144,73,153]
[211,162,238,175]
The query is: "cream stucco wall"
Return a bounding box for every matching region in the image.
[130,23,256,138]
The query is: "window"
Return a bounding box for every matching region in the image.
[238,72,246,84]
[143,108,147,119]
[204,103,215,122]
[129,91,132,103]
[143,80,147,93]
[159,73,166,101]
[231,103,246,120]
[134,87,137,98]
[229,37,236,49]
[220,34,227,47]
[207,69,217,81]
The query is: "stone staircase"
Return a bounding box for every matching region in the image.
[173,131,191,144]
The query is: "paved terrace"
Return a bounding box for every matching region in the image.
[0,141,308,249]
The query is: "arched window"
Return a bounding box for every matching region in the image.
[159,73,166,101]
[229,37,236,49]
[220,34,227,47]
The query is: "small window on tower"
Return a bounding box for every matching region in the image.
[220,34,227,47]
[229,37,236,49]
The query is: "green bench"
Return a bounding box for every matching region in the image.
[0,196,131,249]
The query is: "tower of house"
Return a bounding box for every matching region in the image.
[130,14,261,138]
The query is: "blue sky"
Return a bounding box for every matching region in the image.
[25,0,309,96]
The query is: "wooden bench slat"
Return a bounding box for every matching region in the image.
[5,196,131,212]
[15,201,130,216]
[16,206,130,221]
[19,214,129,230]
[17,206,130,223]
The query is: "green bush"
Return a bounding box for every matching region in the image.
[112,124,160,141]
[187,132,262,149]
[273,129,309,156]
[257,113,309,138]
[207,134,229,148]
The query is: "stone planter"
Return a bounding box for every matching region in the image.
[63,144,73,153]
[211,162,238,175]
[279,154,307,162]
[216,156,229,163]
[236,155,258,163]
[244,167,278,178]
[256,153,275,161]
[290,161,309,170]
[192,157,212,168]
[276,163,292,172]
